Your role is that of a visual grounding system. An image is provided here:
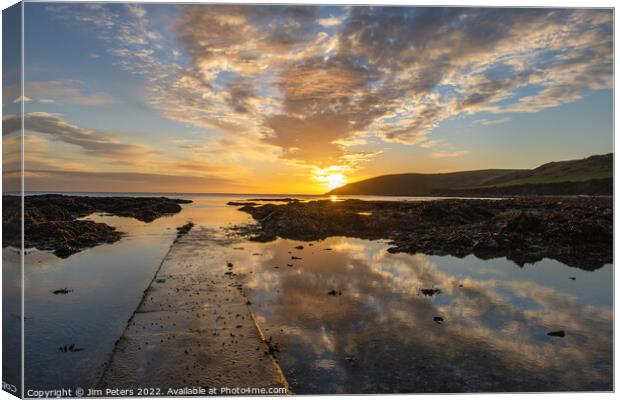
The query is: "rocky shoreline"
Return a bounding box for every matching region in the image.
[3,195,191,257]
[235,197,612,270]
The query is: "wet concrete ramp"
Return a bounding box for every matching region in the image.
[96,227,288,394]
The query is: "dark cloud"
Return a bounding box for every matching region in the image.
[4,112,154,162]
[2,114,21,136]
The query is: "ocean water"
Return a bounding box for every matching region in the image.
[8,194,613,392]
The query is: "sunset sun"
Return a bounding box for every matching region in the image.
[325,173,346,190]
[315,166,349,192]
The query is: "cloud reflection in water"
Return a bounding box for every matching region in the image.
[235,237,612,393]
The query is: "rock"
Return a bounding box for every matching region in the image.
[420,288,441,296]
[327,290,342,296]
[176,222,194,237]
[58,344,84,353]
[263,336,280,354]
[472,236,499,251]
[291,256,302,260]
[236,197,612,270]
[294,245,304,250]
[547,330,565,337]
[227,201,259,206]
[51,288,73,295]
[503,211,544,234]
[25,220,123,258]
[3,194,191,257]
[433,316,444,324]
[247,198,300,203]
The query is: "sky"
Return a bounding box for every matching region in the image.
[2,4,613,194]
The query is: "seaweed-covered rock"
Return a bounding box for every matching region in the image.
[237,197,612,270]
[3,194,191,257]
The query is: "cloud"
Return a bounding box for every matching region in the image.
[7,112,250,187]
[4,112,154,166]
[240,240,611,390]
[25,80,112,105]
[420,140,440,148]
[318,16,343,27]
[51,5,612,174]
[430,150,469,159]
[13,95,31,103]
[7,134,101,173]
[19,169,238,193]
[171,7,611,163]
[2,114,20,136]
[45,3,118,33]
[473,117,512,126]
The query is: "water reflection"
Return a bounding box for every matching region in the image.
[22,197,252,390]
[2,248,22,393]
[19,195,612,393]
[233,237,612,393]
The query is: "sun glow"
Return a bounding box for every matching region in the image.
[325,173,346,190]
[313,166,349,192]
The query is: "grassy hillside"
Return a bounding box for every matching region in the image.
[328,169,522,196]
[440,178,612,197]
[479,153,612,187]
[328,154,613,196]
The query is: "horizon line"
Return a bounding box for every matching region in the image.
[20,190,330,197]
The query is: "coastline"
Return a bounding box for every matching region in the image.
[5,194,612,267]
[12,193,613,392]
[2,194,191,257]
[235,197,612,269]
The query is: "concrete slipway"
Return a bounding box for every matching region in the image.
[96,227,289,395]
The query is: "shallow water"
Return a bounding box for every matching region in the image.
[16,194,613,392]
[234,238,612,392]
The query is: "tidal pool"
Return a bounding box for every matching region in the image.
[232,237,612,393]
[15,194,613,393]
